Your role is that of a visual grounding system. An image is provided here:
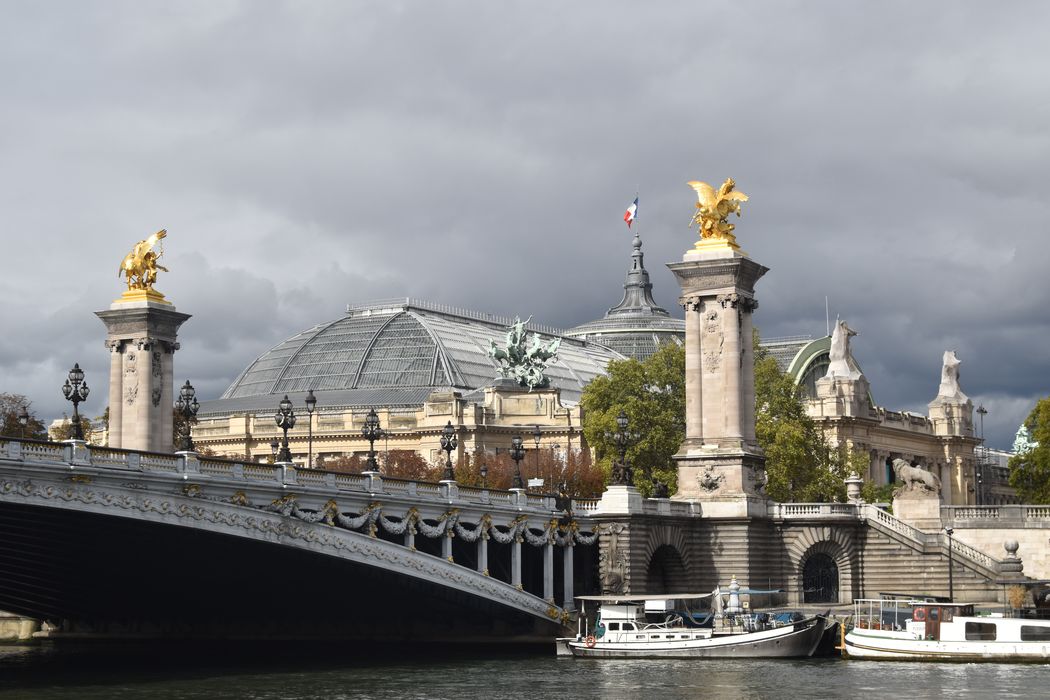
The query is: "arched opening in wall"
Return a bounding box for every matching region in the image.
[646,545,687,594]
[802,552,839,603]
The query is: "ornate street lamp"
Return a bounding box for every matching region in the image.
[479,462,488,489]
[509,435,526,489]
[976,404,988,506]
[17,407,29,439]
[362,407,385,473]
[305,389,317,469]
[274,395,296,463]
[945,526,955,602]
[269,438,279,463]
[61,363,90,441]
[608,409,639,486]
[173,380,200,452]
[440,420,458,481]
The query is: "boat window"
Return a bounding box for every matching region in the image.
[608,623,620,631]
[942,608,953,623]
[651,635,660,639]
[929,608,939,622]
[1020,625,1050,642]
[623,623,635,631]
[964,622,997,641]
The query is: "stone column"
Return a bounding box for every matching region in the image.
[404,527,415,551]
[477,533,489,575]
[106,340,124,447]
[443,530,454,561]
[511,536,522,589]
[96,298,190,453]
[543,541,555,603]
[682,297,703,445]
[562,542,575,612]
[667,250,768,515]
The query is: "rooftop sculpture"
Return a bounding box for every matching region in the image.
[488,317,561,390]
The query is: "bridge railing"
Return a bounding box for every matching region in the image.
[0,437,568,516]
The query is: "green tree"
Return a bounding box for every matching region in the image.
[49,413,93,442]
[581,342,685,496]
[754,345,857,502]
[0,393,49,440]
[1009,397,1050,504]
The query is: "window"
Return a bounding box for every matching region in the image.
[608,623,620,631]
[1021,626,1050,642]
[965,622,997,641]
[623,623,636,631]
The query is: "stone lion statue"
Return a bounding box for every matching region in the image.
[892,458,941,494]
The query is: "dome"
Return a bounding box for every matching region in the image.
[565,233,684,359]
[204,298,624,415]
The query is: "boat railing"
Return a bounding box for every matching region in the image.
[851,598,914,631]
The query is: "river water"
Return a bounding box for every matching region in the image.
[1,643,1047,699]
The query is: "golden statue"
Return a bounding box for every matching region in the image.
[116,229,171,304]
[118,229,168,291]
[687,178,749,251]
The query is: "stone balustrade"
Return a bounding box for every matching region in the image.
[942,505,1050,528]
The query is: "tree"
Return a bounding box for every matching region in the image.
[0,393,48,440]
[1009,397,1050,504]
[581,342,685,496]
[49,413,93,442]
[754,344,857,503]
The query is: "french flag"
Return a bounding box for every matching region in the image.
[624,197,638,229]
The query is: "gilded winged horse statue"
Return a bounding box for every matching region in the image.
[118,229,168,290]
[687,178,749,241]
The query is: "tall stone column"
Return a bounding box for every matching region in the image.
[668,247,768,516]
[96,296,190,453]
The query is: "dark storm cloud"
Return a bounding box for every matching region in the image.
[1,1,1047,449]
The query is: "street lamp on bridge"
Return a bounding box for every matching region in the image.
[61,363,90,441]
[945,526,955,602]
[440,420,458,481]
[975,404,988,506]
[174,380,200,452]
[274,395,296,463]
[17,407,29,438]
[362,407,385,473]
[532,424,542,485]
[509,435,526,490]
[608,409,638,486]
[479,462,488,489]
[305,389,317,469]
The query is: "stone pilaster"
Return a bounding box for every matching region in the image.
[96,301,190,453]
[668,251,768,515]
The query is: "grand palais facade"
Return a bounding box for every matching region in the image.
[193,234,995,505]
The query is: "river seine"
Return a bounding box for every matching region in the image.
[1,643,1048,699]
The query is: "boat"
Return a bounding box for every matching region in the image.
[557,579,827,659]
[843,597,1050,662]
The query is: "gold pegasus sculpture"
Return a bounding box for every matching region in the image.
[687,178,748,250]
[118,229,168,291]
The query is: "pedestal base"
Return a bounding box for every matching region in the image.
[893,492,943,532]
[596,485,644,515]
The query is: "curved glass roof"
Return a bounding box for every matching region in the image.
[215,299,623,410]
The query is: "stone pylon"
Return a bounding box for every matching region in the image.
[668,245,768,516]
[96,291,190,453]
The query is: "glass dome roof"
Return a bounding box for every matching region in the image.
[217,299,624,409]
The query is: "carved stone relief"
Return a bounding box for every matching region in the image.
[699,467,724,492]
[151,351,162,407]
[599,523,627,594]
[703,307,723,372]
[123,352,138,406]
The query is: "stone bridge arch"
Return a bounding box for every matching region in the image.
[784,526,858,605]
[643,523,692,594]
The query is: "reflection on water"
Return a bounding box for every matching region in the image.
[1,643,1049,699]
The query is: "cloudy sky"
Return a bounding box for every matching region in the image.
[2,1,1047,449]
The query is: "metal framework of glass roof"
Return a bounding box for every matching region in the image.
[217,299,624,408]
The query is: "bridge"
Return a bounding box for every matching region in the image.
[0,438,597,642]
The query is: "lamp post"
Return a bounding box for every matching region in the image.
[479,462,488,489]
[173,380,200,452]
[305,389,317,469]
[509,435,526,489]
[975,404,987,506]
[269,438,279,463]
[274,395,296,463]
[61,363,90,441]
[945,526,955,602]
[440,420,458,481]
[552,443,561,493]
[17,407,29,439]
[362,407,385,473]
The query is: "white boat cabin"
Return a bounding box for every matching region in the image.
[594,603,714,643]
[853,598,1050,644]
